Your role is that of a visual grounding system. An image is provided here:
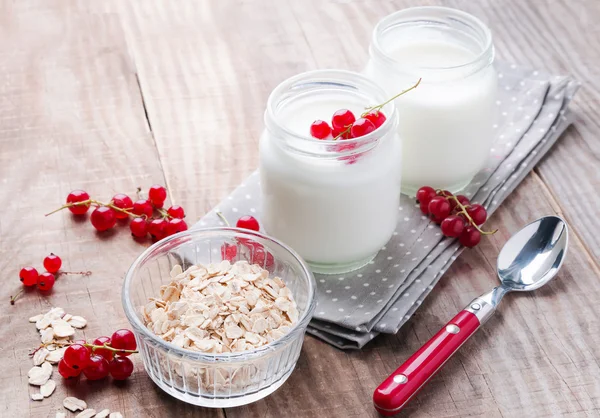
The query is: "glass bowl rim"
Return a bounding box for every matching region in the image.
[122,226,317,361]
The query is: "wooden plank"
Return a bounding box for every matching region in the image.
[0,5,223,417]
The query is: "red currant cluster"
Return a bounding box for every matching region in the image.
[310,108,387,140]
[416,186,497,248]
[12,254,90,304]
[58,329,137,381]
[218,214,274,267]
[47,185,188,241]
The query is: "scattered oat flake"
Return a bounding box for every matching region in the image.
[28,362,52,386]
[40,328,55,344]
[109,413,123,418]
[41,379,56,397]
[31,393,44,401]
[46,347,66,364]
[68,316,87,329]
[51,319,75,338]
[29,314,44,323]
[33,348,50,366]
[96,409,110,418]
[63,397,87,412]
[76,409,97,418]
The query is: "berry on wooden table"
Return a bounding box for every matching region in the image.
[236,215,260,231]
[165,218,188,236]
[92,336,114,361]
[19,267,39,287]
[110,329,137,356]
[148,184,167,208]
[36,272,55,291]
[148,219,168,240]
[58,359,81,378]
[43,254,62,273]
[111,194,134,219]
[132,199,153,218]
[66,190,91,215]
[167,205,185,219]
[310,120,332,139]
[109,356,134,380]
[83,354,110,380]
[63,344,90,370]
[90,206,117,231]
[129,217,148,238]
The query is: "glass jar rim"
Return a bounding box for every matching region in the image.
[264,69,397,158]
[370,6,494,78]
[122,227,317,361]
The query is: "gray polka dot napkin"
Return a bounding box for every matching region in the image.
[194,62,579,349]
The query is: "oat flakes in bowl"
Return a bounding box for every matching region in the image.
[123,228,316,408]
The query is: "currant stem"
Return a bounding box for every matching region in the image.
[362,78,422,117]
[9,288,24,305]
[216,211,230,227]
[58,271,92,277]
[32,341,138,355]
[333,125,352,140]
[443,193,498,236]
[46,199,138,218]
[45,200,93,216]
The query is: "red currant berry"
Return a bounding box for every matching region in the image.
[441,215,466,238]
[149,185,167,208]
[66,190,91,215]
[63,344,90,370]
[43,253,62,273]
[310,120,332,139]
[130,217,148,238]
[459,226,481,247]
[331,109,356,132]
[167,205,185,219]
[92,336,113,361]
[221,243,237,261]
[467,204,487,225]
[148,218,168,240]
[109,356,134,380]
[236,215,260,231]
[90,206,117,231]
[450,194,471,211]
[428,196,452,223]
[332,127,352,139]
[419,200,430,215]
[83,354,110,380]
[165,218,188,236]
[58,359,81,378]
[37,272,55,291]
[437,190,453,197]
[364,110,387,128]
[247,242,275,267]
[111,194,133,219]
[416,186,436,206]
[350,118,376,138]
[132,199,153,218]
[110,329,137,356]
[19,267,39,287]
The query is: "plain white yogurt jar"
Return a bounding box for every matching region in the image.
[364,7,498,195]
[260,70,401,274]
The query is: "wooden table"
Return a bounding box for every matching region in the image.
[2,1,599,417]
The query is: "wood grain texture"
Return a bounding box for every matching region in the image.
[1,0,599,417]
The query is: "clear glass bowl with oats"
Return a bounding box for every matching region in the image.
[122,227,316,408]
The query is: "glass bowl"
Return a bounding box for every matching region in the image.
[122,227,317,408]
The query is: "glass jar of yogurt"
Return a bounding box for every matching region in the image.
[260,70,401,275]
[364,7,497,195]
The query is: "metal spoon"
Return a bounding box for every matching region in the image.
[373,216,569,416]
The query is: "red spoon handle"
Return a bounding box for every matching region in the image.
[373,310,481,416]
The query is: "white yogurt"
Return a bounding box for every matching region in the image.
[260,70,401,274]
[365,7,498,195]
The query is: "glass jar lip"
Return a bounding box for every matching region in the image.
[264,69,397,157]
[371,6,494,76]
[122,226,317,361]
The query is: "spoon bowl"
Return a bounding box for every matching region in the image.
[497,216,568,291]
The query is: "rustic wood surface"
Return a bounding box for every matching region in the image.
[1,0,599,417]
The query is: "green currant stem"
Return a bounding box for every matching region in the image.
[332,125,352,140]
[216,211,230,227]
[45,199,137,218]
[157,208,173,220]
[9,288,24,305]
[443,193,498,236]
[85,342,138,354]
[58,270,92,277]
[361,78,422,117]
